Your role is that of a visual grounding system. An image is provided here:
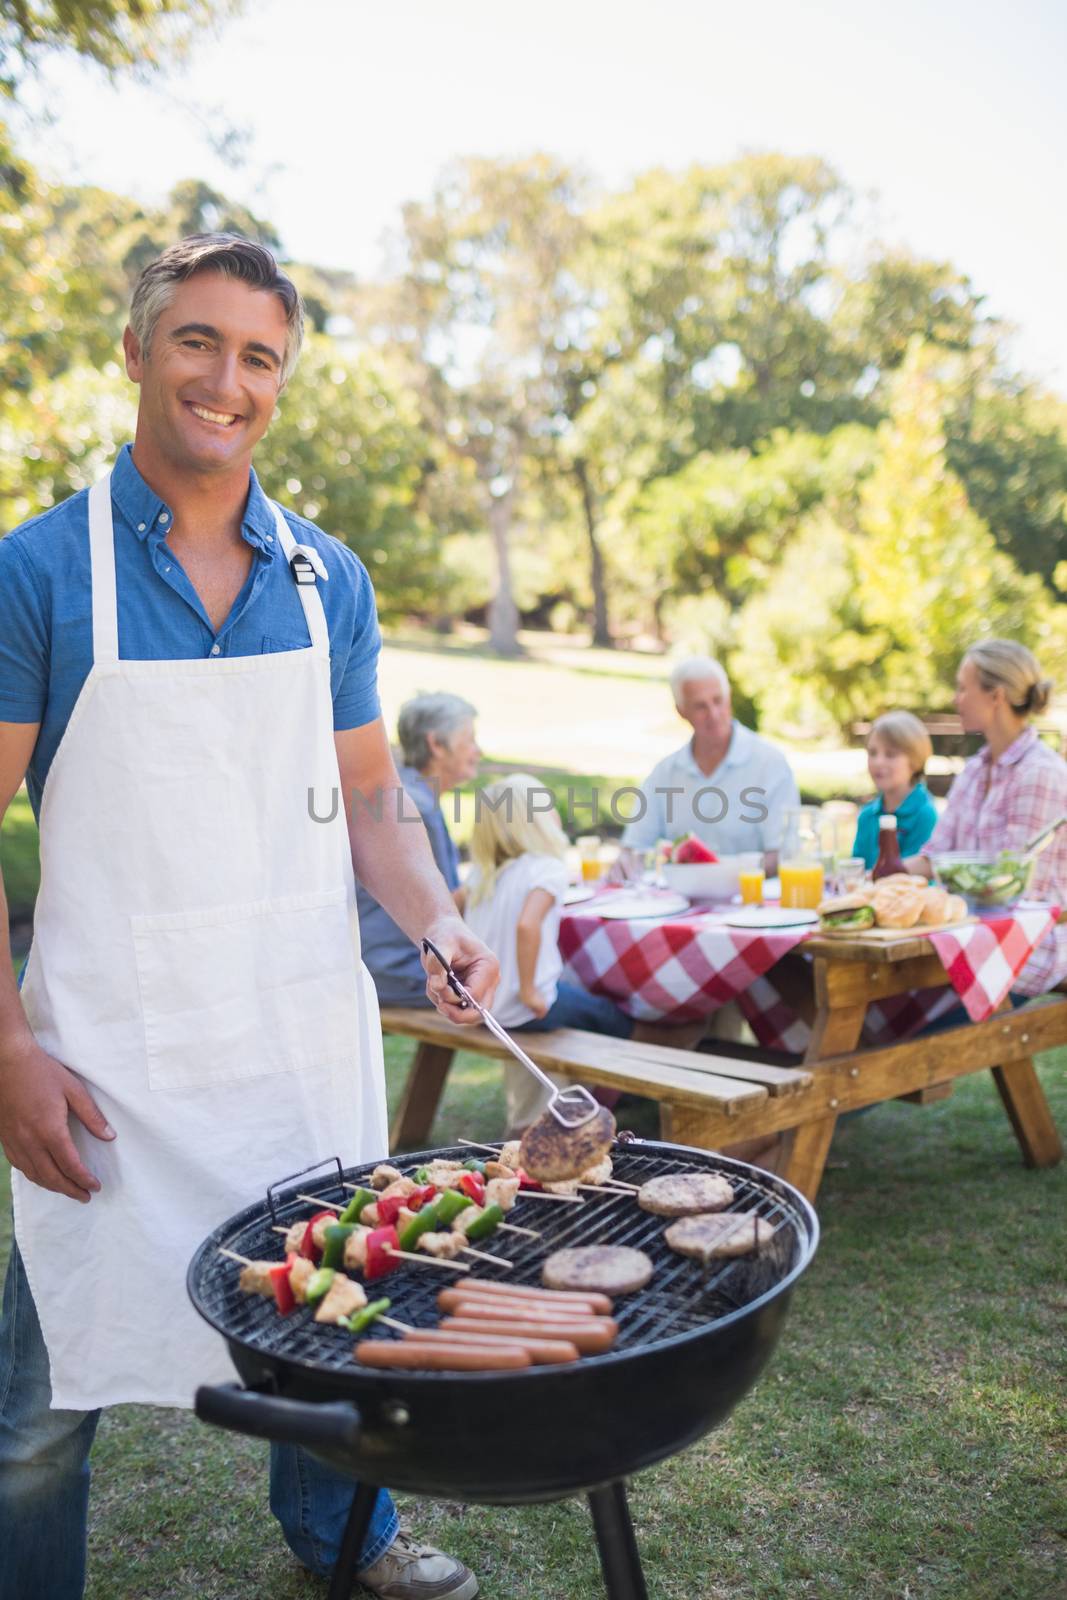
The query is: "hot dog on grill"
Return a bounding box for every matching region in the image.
[354,1340,531,1371]
[401,1327,580,1364]
[437,1291,611,1325]
[440,1315,617,1355]
[447,1278,614,1315]
[443,1297,616,1334]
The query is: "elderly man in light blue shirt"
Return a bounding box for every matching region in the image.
[620,656,800,871]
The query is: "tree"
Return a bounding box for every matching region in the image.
[1,0,241,86]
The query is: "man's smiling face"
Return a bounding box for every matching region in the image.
[123,271,288,476]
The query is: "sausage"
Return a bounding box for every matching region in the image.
[444,1280,613,1315]
[354,1340,531,1371]
[444,1297,615,1331]
[402,1328,580,1365]
[440,1315,617,1355]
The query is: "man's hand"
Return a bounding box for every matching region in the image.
[421,914,500,1024]
[0,1037,115,1203]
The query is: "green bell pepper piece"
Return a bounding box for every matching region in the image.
[322,1224,356,1271]
[397,1206,439,1253]
[413,1166,431,1184]
[339,1187,375,1226]
[462,1158,487,1174]
[345,1297,391,1335]
[305,1267,335,1304]
[434,1190,473,1226]
[463,1202,504,1242]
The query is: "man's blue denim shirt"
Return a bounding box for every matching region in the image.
[0,444,382,820]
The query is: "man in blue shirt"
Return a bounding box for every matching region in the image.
[0,235,492,1600]
[358,692,480,1005]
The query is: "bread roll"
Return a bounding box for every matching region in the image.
[871,881,925,928]
[918,885,951,925]
[943,894,968,923]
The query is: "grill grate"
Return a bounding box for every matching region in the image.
[189,1141,813,1375]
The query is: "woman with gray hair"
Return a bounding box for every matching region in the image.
[357,692,480,1004]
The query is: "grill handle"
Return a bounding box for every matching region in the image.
[195,1383,362,1453]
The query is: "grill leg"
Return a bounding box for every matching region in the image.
[587,1480,649,1600]
[327,1481,381,1600]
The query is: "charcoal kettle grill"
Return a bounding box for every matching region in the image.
[189,1139,818,1599]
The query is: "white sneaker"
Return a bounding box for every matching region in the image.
[357,1528,479,1600]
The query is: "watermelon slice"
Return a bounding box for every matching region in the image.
[672,835,718,864]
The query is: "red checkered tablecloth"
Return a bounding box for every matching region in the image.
[559,892,1060,1050]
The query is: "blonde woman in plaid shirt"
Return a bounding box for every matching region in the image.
[909,640,1067,995]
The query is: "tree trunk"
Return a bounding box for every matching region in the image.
[574,457,612,648]
[487,483,522,656]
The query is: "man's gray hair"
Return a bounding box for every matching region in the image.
[397,692,477,771]
[669,655,731,704]
[128,233,305,386]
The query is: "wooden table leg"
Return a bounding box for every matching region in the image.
[781,960,870,1200]
[389,1041,456,1152]
[992,1055,1064,1168]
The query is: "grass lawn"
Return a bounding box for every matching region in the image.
[1,1043,1064,1600]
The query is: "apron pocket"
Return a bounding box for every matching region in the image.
[132,887,362,1092]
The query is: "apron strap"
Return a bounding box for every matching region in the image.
[270,502,330,657]
[87,475,120,669]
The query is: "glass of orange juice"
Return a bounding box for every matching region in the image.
[779,859,825,909]
[577,835,602,883]
[737,852,764,905]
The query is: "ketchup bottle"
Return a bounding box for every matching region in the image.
[872,814,905,880]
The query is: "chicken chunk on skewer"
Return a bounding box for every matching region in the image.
[342,1228,372,1272]
[485,1177,519,1212]
[417,1230,464,1260]
[238,1262,275,1297]
[370,1163,404,1191]
[289,1257,316,1303]
[314,1274,368,1325]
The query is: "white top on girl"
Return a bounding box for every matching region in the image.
[466,852,569,1027]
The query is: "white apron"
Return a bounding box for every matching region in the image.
[13,473,388,1409]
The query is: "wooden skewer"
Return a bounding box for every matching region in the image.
[296,1193,344,1212]
[498,1221,540,1240]
[577,1183,636,1197]
[382,1246,465,1272]
[456,1137,503,1154]
[218,1247,254,1266]
[516,1189,584,1204]
[459,1245,513,1269]
[379,1314,414,1334]
[271,1226,291,1236]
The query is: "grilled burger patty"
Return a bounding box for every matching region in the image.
[519,1103,616,1183]
[637,1172,735,1217]
[542,1244,654,1295]
[664,1212,774,1262]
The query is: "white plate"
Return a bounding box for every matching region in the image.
[563,884,597,906]
[594,891,691,920]
[724,907,819,929]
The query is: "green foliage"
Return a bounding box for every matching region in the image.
[255,338,440,618]
[0,0,241,87]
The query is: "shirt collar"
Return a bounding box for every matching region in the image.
[894,783,928,818]
[682,720,749,776]
[980,726,1038,769]
[109,442,280,556]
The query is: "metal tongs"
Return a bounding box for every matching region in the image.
[1021,814,1067,863]
[422,937,601,1131]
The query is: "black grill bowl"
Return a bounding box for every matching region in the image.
[188,1139,818,1503]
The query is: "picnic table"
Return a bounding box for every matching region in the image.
[560,892,1065,1198]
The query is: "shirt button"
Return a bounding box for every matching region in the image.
[137,522,146,532]
[210,644,221,656]
[159,512,170,525]
[266,533,274,543]
[164,564,171,573]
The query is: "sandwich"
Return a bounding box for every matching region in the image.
[817,894,876,932]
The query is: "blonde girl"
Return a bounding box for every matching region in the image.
[465,774,632,1130]
[852,710,938,869]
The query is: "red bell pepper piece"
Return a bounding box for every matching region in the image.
[270,1254,298,1314]
[516,1168,542,1191]
[364,1225,400,1282]
[458,1171,486,1204]
[299,1210,339,1261]
[411,1184,438,1211]
[375,1193,407,1227]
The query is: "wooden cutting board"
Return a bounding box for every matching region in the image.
[820,917,975,941]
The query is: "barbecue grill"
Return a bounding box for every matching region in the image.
[189,1137,818,1600]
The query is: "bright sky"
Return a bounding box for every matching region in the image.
[20,0,1067,393]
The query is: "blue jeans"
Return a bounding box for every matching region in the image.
[0,1243,397,1599]
[515,979,634,1038]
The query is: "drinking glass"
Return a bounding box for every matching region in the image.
[577,835,602,883]
[838,856,867,894]
[737,851,764,905]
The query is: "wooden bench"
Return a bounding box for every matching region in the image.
[379,1005,814,1152]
